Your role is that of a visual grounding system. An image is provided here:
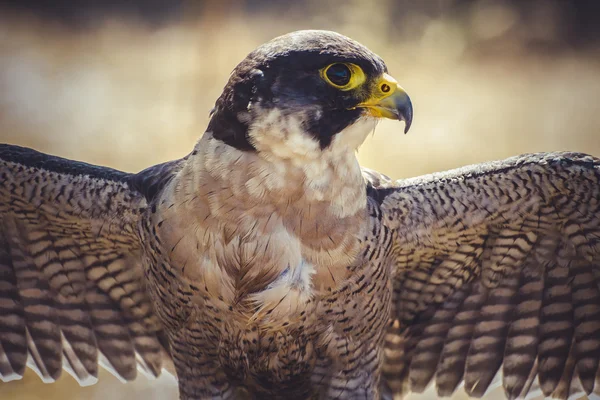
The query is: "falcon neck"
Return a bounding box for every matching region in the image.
[176,130,369,280]
[184,109,375,230]
[190,131,368,221]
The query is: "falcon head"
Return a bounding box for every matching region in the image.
[207,30,413,155]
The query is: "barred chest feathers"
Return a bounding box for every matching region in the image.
[148,114,374,328]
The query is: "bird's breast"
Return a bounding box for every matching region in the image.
[141,192,393,397]
[151,175,367,326]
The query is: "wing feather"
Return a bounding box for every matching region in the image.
[370,152,600,399]
[0,226,27,382]
[503,256,544,399]
[0,144,171,385]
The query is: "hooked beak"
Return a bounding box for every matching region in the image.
[356,73,413,133]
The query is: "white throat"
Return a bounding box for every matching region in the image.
[239,109,376,217]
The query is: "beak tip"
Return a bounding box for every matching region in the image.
[393,88,413,134]
[401,105,413,134]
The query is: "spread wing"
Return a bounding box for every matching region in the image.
[0,144,174,387]
[368,152,600,399]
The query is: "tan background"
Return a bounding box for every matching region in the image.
[1,1,599,399]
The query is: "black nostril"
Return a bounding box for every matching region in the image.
[381,84,390,93]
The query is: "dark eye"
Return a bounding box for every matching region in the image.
[325,63,351,87]
[320,63,365,90]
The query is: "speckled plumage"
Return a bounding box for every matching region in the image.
[1,30,600,400]
[372,152,600,400]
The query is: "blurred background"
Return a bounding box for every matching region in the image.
[0,0,599,399]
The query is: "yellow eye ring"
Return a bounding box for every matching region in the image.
[320,63,366,91]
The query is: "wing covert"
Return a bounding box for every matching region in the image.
[0,144,170,386]
[369,152,600,399]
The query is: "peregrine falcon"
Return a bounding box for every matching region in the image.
[1,30,599,400]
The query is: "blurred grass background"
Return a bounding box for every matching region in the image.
[0,0,599,399]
